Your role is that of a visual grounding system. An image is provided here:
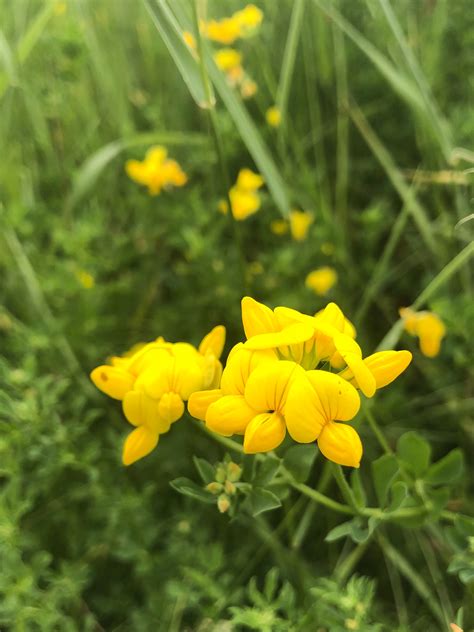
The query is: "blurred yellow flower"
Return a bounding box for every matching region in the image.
[218,199,229,214]
[305,267,338,295]
[270,219,289,235]
[266,106,281,128]
[289,209,314,241]
[399,307,446,357]
[76,269,95,289]
[240,78,258,99]
[229,186,261,220]
[234,4,264,35]
[183,30,197,50]
[202,4,263,44]
[91,326,226,465]
[125,146,187,196]
[54,1,67,16]
[214,48,242,71]
[236,168,264,191]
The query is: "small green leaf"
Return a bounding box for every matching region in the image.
[283,445,317,482]
[248,487,282,516]
[193,457,215,484]
[254,455,281,486]
[427,487,450,518]
[350,518,371,543]
[170,477,215,504]
[372,453,399,505]
[325,520,353,542]
[387,481,409,512]
[425,449,464,486]
[397,431,431,477]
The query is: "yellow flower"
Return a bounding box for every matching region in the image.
[236,168,264,191]
[76,269,95,289]
[305,266,337,295]
[399,307,446,357]
[91,326,226,465]
[183,31,197,50]
[125,146,187,196]
[214,48,242,72]
[240,78,258,99]
[270,219,289,235]
[234,4,264,35]
[229,187,261,220]
[266,106,281,128]
[289,209,314,241]
[203,17,241,45]
[285,370,362,467]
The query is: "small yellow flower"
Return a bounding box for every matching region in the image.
[305,267,338,295]
[289,209,314,241]
[266,106,281,128]
[214,48,242,72]
[234,4,264,35]
[125,146,187,196]
[236,168,264,191]
[270,219,289,235]
[76,269,95,289]
[183,31,197,50]
[229,186,261,220]
[203,18,242,45]
[399,307,446,357]
[240,78,258,99]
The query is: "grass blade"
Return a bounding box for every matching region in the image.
[276,0,305,120]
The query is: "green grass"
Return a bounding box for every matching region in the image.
[0,0,473,630]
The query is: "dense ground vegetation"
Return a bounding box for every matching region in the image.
[0,0,473,630]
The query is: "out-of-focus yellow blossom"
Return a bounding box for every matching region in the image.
[234,4,264,36]
[54,1,67,16]
[221,168,264,221]
[76,269,95,289]
[399,307,446,357]
[125,146,187,196]
[183,31,197,50]
[289,209,314,241]
[214,48,242,72]
[270,219,289,235]
[202,5,263,44]
[266,106,281,128]
[305,266,338,295]
[91,326,225,465]
[240,78,258,99]
[218,199,229,214]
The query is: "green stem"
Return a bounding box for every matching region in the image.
[334,540,371,583]
[287,479,353,516]
[364,408,393,455]
[331,463,360,511]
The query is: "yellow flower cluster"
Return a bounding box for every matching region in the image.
[189,298,412,468]
[305,267,338,296]
[213,47,258,99]
[399,307,446,357]
[125,146,187,196]
[270,209,314,241]
[219,168,265,220]
[202,4,263,45]
[90,327,225,465]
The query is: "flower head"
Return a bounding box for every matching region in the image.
[400,307,446,357]
[223,168,265,221]
[305,266,337,295]
[266,106,281,128]
[289,209,314,241]
[125,146,187,196]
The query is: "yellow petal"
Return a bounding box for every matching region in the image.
[236,168,264,191]
[243,412,286,453]
[244,323,315,351]
[90,365,135,400]
[244,360,303,413]
[220,346,277,395]
[122,426,159,466]
[416,313,445,358]
[123,390,171,434]
[284,373,327,443]
[241,297,279,338]
[125,160,149,185]
[314,302,346,331]
[188,389,223,421]
[334,333,376,398]
[229,187,260,220]
[363,350,412,389]
[198,325,226,359]
[317,421,362,468]
[158,392,185,426]
[206,395,257,436]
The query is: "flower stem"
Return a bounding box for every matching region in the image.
[331,463,360,511]
[364,408,393,455]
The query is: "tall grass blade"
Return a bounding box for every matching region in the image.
[143,0,213,109]
[277,0,305,120]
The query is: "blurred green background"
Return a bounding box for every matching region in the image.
[0,0,473,630]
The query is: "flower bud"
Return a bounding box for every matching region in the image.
[217,494,231,513]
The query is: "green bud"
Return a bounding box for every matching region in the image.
[206,482,223,495]
[227,462,242,482]
[224,480,236,495]
[215,465,227,483]
[217,494,230,513]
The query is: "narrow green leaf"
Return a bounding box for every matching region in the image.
[325,520,353,542]
[372,453,399,505]
[397,431,431,477]
[170,477,215,503]
[143,0,213,108]
[276,0,305,119]
[193,456,215,484]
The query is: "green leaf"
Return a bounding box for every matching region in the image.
[397,431,431,477]
[143,0,212,108]
[193,457,215,484]
[325,520,353,542]
[170,477,215,504]
[372,453,399,505]
[254,456,281,486]
[283,445,317,483]
[425,449,464,486]
[248,487,282,516]
[387,481,409,512]
[427,487,450,518]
